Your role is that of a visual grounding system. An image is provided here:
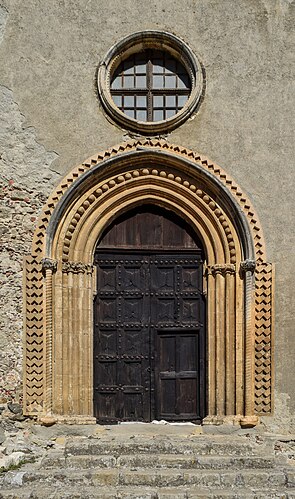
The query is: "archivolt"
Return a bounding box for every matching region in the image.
[32,139,265,262]
[23,140,273,424]
[52,167,240,266]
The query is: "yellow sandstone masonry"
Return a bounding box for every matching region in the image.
[23,140,273,423]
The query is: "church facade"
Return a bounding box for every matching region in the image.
[0,1,294,430]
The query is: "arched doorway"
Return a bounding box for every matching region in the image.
[93,205,206,423]
[23,140,273,427]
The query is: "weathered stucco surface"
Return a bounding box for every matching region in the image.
[0,84,59,401]
[0,4,60,400]
[0,0,294,424]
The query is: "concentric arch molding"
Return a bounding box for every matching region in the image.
[59,167,238,265]
[32,138,265,262]
[24,139,273,422]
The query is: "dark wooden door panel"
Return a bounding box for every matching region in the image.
[94,250,205,423]
[179,334,197,371]
[98,205,202,250]
[155,331,201,421]
[94,254,151,423]
[178,378,198,415]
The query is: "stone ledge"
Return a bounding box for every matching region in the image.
[39,415,97,426]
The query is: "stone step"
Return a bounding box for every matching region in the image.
[56,453,276,470]
[65,437,259,458]
[0,485,295,499]
[1,467,288,489]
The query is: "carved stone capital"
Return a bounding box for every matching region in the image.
[42,258,57,273]
[207,264,236,277]
[62,261,94,275]
[240,259,256,274]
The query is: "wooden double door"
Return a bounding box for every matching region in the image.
[93,207,206,423]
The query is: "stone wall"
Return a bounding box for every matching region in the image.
[0,84,59,402]
[0,0,294,425]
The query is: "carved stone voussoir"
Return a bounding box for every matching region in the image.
[207,264,236,277]
[24,141,271,420]
[240,259,256,274]
[62,261,94,274]
[42,258,57,273]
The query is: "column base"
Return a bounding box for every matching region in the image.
[39,415,97,426]
[202,415,260,427]
[240,415,260,428]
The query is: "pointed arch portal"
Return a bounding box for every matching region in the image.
[24,140,273,426]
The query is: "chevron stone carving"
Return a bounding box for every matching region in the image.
[23,256,44,414]
[254,263,273,415]
[23,140,273,419]
[31,139,266,264]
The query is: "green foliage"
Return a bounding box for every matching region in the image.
[0,456,35,474]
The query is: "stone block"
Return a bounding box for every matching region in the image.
[119,470,184,487]
[240,470,270,487]
[92,469,118,486]
[40,454,66,468]
[66,455,116,469]
[117,453,197,469]
[184,471,221,487]
[54,436,66,446]
[268,471,287,487]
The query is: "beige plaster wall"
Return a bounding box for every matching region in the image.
[0,0,294,423]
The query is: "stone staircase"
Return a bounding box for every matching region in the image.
[0,423,295,498]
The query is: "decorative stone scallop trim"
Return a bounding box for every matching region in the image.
[62,168,237,264]
[31,139,266,263]
[24,139,273,420]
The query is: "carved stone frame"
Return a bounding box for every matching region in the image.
[23,140,273,424]
[97,31,204,134]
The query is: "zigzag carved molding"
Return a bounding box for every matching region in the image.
[254,263,273,415]
[24,140,273,417]
[31,139,266,262]
[24,256,44,415]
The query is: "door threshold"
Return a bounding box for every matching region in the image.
[118,420,199,426]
